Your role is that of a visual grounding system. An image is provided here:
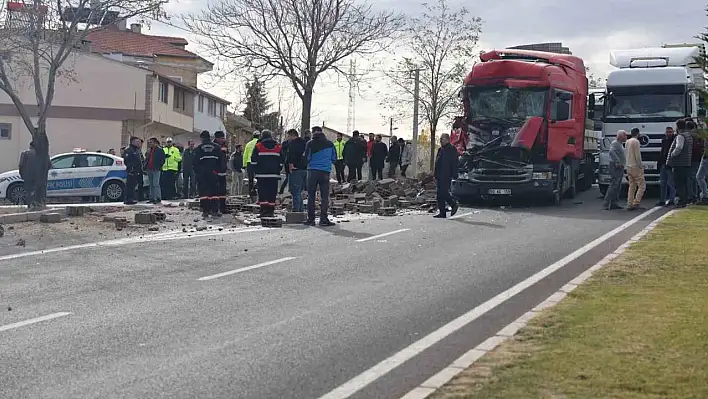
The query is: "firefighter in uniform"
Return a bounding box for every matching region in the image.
[250,129,282,217]
[194,130,226,218]
[213,131,229,214]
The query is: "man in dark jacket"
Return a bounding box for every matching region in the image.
[123,136,143,205]
[657,126,676,206]
[182,140,197,199]
[387,135,401,178]
[285,129,308,212]
[304,126,337,226]
[370,134,388,181]
[194,130,226,218]
[229,144,244,195]
[144,138,166,204]
[667,119,693,208]
[251,130,282,217]
[433,133,459,218]
[214,131,229,214]
[343,130,366,181]
[18,141,41,208]
[279,136,291,194]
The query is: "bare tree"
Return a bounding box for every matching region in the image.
[0,0,166,208]
[381,0,481,170]
[183,0,403,133]
[586,66,603,88]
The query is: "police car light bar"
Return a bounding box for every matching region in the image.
[72,148,86,153]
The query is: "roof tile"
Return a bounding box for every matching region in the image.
[84,25,198,58]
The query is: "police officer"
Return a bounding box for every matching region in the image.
[123,136,144,205]
[251,130,282,217]
[213,131,229,214]
[194,130,226,218]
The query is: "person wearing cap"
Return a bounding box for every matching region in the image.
[122,136,143,205]
[243,131,260,197]
[161,137,182,200]
[194,130,226,218]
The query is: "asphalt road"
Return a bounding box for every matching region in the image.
[0,189,667,399]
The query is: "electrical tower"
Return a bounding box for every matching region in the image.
[346,59,356,134]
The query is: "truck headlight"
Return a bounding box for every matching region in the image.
[458,172,469,180]
[532,172,553,180]
[599,165,609,174]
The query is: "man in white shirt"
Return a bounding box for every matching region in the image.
[625,127,646,210]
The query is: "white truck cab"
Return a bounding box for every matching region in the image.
[594,44,705,196]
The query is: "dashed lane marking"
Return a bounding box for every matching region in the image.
[198,257,297,281]
[355,229,410,243]
[0,312,72,333]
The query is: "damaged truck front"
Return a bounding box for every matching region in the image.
[452,49,597,204]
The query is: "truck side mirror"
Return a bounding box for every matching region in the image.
[588,93,595,109]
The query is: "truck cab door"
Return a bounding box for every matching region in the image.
[548,89,578,160]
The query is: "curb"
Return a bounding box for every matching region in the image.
[400,209,678,399]
[0,208,66,224]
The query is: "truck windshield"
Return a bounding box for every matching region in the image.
[606,93,685,119]
[468,87,547,120]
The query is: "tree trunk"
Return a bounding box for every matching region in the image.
[31,126,50,209]
[300,88,313,133]
[429,124,437,172]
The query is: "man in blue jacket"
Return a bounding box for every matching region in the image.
[304,126,337,226]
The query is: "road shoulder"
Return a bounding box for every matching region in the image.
[428,207,708,399]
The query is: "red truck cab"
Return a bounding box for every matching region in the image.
[452,49,595,204]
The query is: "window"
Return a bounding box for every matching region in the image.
[219,104,225,118]
[550,89,573,121]
[158,81,169,103]
[208,99,216,116]
[50,155,76,169]
[468,87,547,119]
[198,95,204,112]
[173,87,186,111]
[0,123,10,139]
[86,155,114,167]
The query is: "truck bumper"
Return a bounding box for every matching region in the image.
[452,179,556,200]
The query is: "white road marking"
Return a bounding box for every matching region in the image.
[398,208,678,399]
[316,206,661,399]
[0,227,265,262]
[0,312,71,333]
[356,229,410,242]
[448,211,477,220]
[198,257,297,281]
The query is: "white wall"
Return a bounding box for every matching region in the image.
[151,80,194,133]
[0,117,122,172]
[194,95,227,134]
[0,50,149,110]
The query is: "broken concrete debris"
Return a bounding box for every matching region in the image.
[39,213,62,223]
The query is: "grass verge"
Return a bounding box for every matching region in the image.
[433,207,708,399]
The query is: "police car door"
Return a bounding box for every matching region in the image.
[47,154,79,197]
[71,154,110,196]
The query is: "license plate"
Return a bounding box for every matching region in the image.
[488,189,511,195]
[642,162,657,170]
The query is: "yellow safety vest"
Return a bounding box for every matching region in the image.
[334,140,345,160]
[243,138,258,167]
[162,146,181,171]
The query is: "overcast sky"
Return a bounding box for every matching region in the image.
[145,0,706,138]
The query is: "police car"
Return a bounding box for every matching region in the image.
[0,149,128,203]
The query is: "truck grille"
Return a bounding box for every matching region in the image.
[471,168,531,183]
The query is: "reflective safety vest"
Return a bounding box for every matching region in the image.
[243,138,258,168]
[334,140,345,160]
[162,146,181,171]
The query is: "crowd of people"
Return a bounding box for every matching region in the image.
[603,118,707,210]
[116,125,464,222]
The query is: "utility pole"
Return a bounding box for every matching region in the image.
[389,116,393,137]
[411,68,421,176]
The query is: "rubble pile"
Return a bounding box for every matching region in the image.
[212,174,438,225]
